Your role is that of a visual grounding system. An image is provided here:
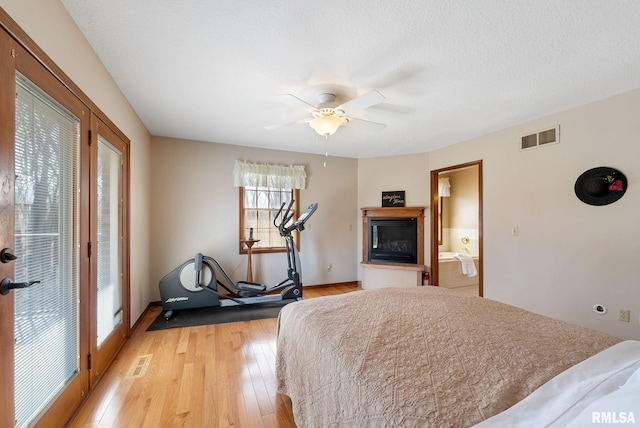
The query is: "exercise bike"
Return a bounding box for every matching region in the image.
[159,200,317,320]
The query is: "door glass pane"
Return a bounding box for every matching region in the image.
[96,137,122,346]
[14,75,80,428]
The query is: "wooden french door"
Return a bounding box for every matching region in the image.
[0,18,129,427]
[89,116,129,386]
[0,36,91,428]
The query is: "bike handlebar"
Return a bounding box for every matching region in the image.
[274,200,295,229]
[274,200,318,237]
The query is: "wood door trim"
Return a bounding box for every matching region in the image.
[0,26,17,428]
[430,160,483,296]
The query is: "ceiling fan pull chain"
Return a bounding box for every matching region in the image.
[324,138,329,168]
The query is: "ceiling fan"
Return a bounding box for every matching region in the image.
[265,90,387,137]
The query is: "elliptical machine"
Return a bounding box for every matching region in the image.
[159,200,317,320]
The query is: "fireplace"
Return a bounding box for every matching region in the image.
[361,206,425,266]
[368,218,417,264]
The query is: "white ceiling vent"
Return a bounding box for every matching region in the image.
[521,126,560,150]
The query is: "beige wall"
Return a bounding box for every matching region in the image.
[357,152,431,269]
[359,88,640,340]
[2,0,153,324]
[357,152,431,208]
[448,167,479,230]
[149,137,358,299]
[438,167,480,254]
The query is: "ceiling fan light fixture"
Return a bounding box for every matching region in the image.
[309,110,348,137]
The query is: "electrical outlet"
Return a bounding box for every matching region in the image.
[618,309,630,322]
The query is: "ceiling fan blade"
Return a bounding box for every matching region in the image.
[264,118,309,131]
[336,90,386,113]
[347,116,387,131]
[277,93,317,111]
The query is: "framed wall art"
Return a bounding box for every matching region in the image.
[382,191,405,207]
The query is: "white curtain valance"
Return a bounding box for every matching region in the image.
[233,160,307,189]
[438,177,451,197]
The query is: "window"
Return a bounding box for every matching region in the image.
[239,187,300,253]
[14,73,80,428]
[233,161,306,254]
[96,136,123,347]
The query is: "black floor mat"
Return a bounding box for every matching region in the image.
[146,300,293,331]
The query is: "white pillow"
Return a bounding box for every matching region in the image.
[624,365,640,385]
[565,373,640,427]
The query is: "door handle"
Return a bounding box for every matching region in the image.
[1,248,42,295]
[1,248,18,263]
[0,278,42,295]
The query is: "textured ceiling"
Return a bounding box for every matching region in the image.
[60,0,640,158]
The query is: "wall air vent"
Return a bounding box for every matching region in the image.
[521,125,560,150]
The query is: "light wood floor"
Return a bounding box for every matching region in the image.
[68,283,359,428]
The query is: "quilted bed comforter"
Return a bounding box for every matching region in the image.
[276,286,620,427]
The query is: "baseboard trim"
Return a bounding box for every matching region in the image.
[131,302,161,332]
[304,281,360,288]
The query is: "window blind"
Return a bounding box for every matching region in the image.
[96,136,123,346]
[14,74,80,428]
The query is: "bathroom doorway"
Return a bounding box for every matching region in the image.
[430,161,483,296]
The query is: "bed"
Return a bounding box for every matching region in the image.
[276,286,637,427]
